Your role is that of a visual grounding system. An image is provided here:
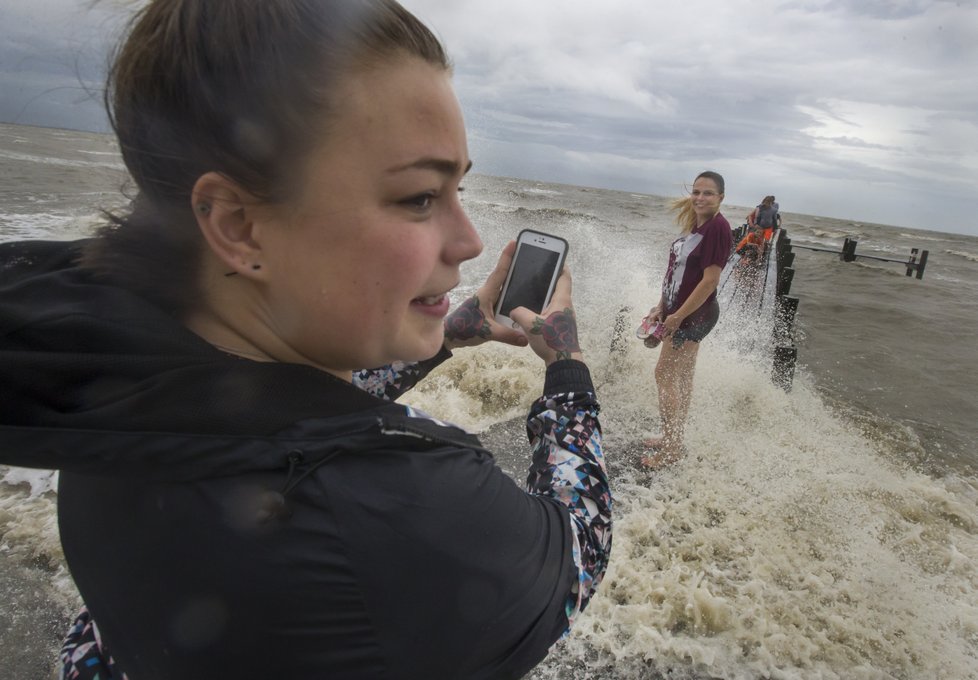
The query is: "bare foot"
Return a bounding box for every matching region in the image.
[641,436,665,449]
[639,445,686,470]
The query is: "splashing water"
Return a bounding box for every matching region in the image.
[3,128,978,678]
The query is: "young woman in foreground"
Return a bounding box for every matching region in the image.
[0,2,611,678]
[642,171,732,468]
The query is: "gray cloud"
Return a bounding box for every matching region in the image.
[403,0,978,231]
[2,0,976,232]
[0,1,117,130]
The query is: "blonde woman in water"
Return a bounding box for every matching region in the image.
[642,171,732,467]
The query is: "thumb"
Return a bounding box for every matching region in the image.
[482,241,517,298]
[507,306,538,334]
[492,323,530,347]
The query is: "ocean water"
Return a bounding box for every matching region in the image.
[2,122,977,679]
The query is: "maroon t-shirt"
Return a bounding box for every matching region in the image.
[660,212,732,324]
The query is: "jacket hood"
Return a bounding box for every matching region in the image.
[0,239,434,480]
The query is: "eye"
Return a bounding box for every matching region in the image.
[400,192,436,211]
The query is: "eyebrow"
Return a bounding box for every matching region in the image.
[386,158,473,176]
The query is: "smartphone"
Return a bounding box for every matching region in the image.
[494,229,569,329]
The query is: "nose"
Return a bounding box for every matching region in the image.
[444,201,483,265]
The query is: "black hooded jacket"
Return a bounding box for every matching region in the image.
[0,239,596,680]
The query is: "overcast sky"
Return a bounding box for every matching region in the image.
[2,0,977,234]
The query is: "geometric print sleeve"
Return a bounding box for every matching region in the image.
[525,389,611,634]
[59,605,128,680]
[352,346,453,402]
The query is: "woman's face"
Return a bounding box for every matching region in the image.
[257,57,482,374]
[690,176,723,223]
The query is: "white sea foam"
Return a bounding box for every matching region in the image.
[0,474,63,568]
[402,232,978,679]
[0,468,58,498]
[404,327,978,679]
[0,212,100,241]
[810,229,849,240]
[3,128,978,678]
[946,249,978,263]
[902,233,948,243]
[0,149,124,171]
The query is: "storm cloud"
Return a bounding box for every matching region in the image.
[2,0,976,232]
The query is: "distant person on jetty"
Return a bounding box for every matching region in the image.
[748,195,781,240]
[641,171,732,468]
[736,224,766,260]
[727,223,769,303]
[735,224,767,278]
[0,2,610,679]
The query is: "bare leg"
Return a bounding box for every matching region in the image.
[642,337,700,468]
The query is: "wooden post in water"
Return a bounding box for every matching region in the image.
[771,228,799,391]
[791,237,928,279]
[773,295,799,345]
[777,236,792,258]
[841,237,858,262]
[777,268,795,296]
[772,346,798,391]
[774,230,795,296]
[905,248,929,279]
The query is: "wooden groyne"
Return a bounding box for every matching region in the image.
[738,226,930,391]
[791,237,929,279]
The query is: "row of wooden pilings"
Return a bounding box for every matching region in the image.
[746,226,930,391]
[771,229,799,391]
[727,224,799,391]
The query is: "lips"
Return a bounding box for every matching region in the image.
[413,294,447,306]
[410,291,452,317]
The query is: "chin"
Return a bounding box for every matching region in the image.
[392,331,445,364]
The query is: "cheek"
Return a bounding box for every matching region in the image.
[376,233,437,288]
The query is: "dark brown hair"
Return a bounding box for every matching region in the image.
[83,0,449,315]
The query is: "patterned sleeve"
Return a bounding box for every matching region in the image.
[524,362,611,633]
[353,346,452,401]
[59,606,128,680]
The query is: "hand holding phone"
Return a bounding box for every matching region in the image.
[443,242,528,350]
[494,230,569,329]
[444,231,580,364]
[507,267,583,365]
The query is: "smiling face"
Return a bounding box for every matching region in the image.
[254,57,482,374]
[690,176,724,225]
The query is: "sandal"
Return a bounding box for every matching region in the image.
[635,315,657,340]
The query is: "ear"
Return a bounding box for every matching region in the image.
[191,172,266,279]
